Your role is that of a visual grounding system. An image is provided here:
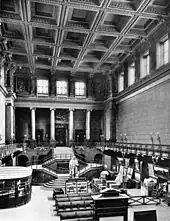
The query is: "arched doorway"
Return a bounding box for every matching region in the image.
[2,155,13,166]
[17,155,29,167]
[94,154,103,164]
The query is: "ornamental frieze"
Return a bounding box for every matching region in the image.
[70,0,100,5]
[31,0,62,5]
[66,22,90,29]
[3,33,24,40]
[1,12,21,20]
[88,44,107,51]
[109,2,134,10]
[128,29,147,37]
[97,25,120,33]
[31,17,53,25]
[145,6,167,15]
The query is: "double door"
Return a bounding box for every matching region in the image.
[55,128,67,146]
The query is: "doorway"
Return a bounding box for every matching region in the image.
[56,128,66,146]
[75,129,85,144]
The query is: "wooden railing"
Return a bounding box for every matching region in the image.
[128,195,161,206]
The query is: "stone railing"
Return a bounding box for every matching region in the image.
[94,141,170,158]
[0,143,17,158]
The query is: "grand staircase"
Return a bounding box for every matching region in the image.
[43,162,103,190]
[42,147,103,191]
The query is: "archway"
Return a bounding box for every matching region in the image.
[94,154,103,164]
[2,155,13,166]
[17,155,29,167]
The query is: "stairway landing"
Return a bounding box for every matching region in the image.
[53,147,74,158]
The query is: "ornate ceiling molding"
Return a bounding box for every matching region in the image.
[0,0,169,74]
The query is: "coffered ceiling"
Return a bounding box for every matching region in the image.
[0,0,169,76]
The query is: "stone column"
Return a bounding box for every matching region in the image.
[6,103,14,143]
[86,109,91,140]
[105,102,112,141]
[69,109,74,142]
[5,94,16,143]
[30,107,36,140]
[50,108,55,140]
[13,106,15,142]
[0,55,5,86]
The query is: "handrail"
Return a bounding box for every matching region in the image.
[79,163,104,176]
[93,141,170,157]
[128,195,161,206]
[26,153,73,167]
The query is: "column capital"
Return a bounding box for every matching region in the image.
[30,107,36,111]
[69,108,75,112]
[86,109,92,112]
[50,108,56,111]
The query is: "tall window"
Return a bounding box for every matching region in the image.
[75,81,86,96]
[56,80,68,95]
[157,35,169,68]
[141,50,150,78]
[118,72,124,93]
[128,62,135,86]
[37,79,49,95]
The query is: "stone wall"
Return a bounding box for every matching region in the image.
[116,78,170,144]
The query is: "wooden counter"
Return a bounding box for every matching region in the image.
[92,194,129,221]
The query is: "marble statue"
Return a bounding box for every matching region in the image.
[69,156,79,178]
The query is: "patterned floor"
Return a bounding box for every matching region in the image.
[0,186,170,221]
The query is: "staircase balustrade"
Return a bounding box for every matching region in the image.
[94,141,170,158]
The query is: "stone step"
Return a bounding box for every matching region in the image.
[43,174,69,190]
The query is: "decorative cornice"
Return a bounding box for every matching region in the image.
[0,0,169,75]
[15,96,104,110]
[116,63,170,103]
[109,2,134,10]
[145,6,167,16]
